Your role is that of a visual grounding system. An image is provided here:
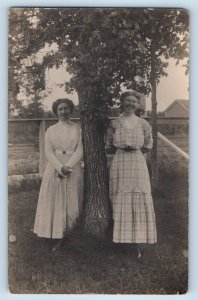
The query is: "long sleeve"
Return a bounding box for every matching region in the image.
[106,121,118,155]
[45,128,63,173]
[106,122,114,149]
[106,120,118,154]
[142,120,153,149]
[65,128,83,168]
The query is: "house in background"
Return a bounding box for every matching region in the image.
[164,99,189,117]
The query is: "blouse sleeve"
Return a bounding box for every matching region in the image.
[45,128,63,173]
[142,120,153,149]
[65,127,83,168]
[105,120,117,154]
[105,121,114,148]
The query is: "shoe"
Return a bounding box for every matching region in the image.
[52,239,63,252]
[137,247,142,258]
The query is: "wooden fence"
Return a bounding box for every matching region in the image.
[8,117,189,177]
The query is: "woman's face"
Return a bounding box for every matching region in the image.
[122,95,138,115]
[57,102,71,121]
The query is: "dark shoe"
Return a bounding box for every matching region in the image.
[137,247,142,258]
[52,239,63,252]
[131,244,142,258]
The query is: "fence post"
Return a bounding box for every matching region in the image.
[39,120,46,176]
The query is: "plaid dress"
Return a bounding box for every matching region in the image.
[33,121,83,239]
[107,114,157,244]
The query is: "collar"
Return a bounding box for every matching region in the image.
[58,120,71,125]
[120,112,136,119]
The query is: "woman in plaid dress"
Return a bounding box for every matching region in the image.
[107,91,157,256]
[34,99,83,251]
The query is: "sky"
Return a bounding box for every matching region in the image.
[147,57,189,112]
[43,57,189,113]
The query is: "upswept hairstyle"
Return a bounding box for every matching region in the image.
[52,98,74,115]
[120,91,141,103]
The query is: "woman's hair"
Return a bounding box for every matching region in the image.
[52,98,75,115]
[120,91,141,103]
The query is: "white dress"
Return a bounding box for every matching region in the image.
[107,114,157,244]
[33,120,83,239]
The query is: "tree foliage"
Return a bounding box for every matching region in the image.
[9,8,189,118]
[8,8,46,118]
[9,8,189,119]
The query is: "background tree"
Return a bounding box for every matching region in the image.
[8,8,28,117]
[132,8,189,187]
[8,8,189,235]
[8,8,46,118]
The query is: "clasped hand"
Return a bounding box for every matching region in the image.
[141,147,149,154]
[61,166,72,175]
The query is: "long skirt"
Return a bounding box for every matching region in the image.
[33,161,83,239]
[110,149,157,244]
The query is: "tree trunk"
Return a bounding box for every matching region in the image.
[150,44,159,189]
[78,90,111,237]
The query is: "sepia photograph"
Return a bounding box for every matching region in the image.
[8,7,189,294]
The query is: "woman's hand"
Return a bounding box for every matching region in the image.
[106,145,117,154]
[141,147,149,154]
[61,166,72,175]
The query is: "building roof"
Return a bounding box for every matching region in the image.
[164,99,189,113]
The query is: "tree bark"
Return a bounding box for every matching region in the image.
[78,90,111,237]
[150,42,159,189]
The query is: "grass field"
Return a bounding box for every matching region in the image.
[8,144,39,176]
[8,169,188,294]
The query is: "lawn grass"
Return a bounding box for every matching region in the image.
[8,145,39,176]
[8,171,188,294]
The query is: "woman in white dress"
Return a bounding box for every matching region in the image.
[106,91,157,257]
[34,98,83,251]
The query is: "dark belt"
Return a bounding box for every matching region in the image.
[118,147,138,152]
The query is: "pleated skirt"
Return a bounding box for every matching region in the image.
[34,162,83,239]
[110,149,157,244]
